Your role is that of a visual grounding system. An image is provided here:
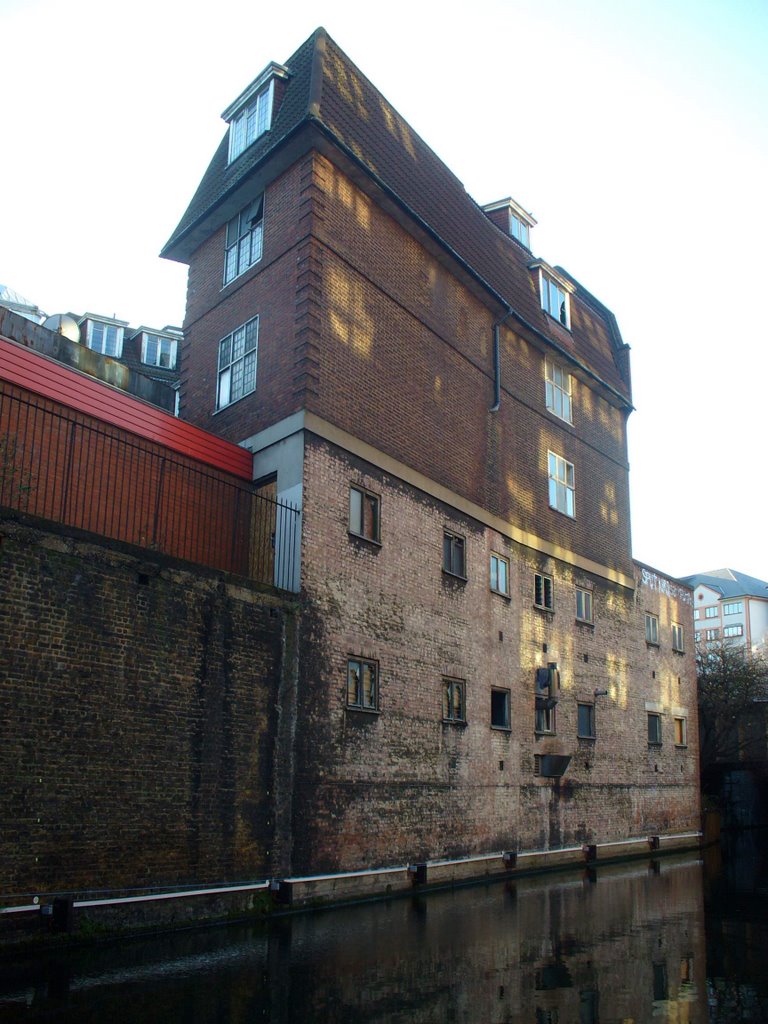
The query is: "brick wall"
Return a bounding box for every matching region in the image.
[292,437,699,873]
[307,155,633,577]
[179,158,316,438]
[180,151,633,577]
[0,515,297,897]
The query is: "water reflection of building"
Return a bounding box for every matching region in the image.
[160,28,700,874]
[265,857,707,1023]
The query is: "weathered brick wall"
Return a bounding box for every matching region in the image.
[0,515,296,897]
[293,437,699,873]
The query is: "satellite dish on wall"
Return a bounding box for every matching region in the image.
[43,314,81,343]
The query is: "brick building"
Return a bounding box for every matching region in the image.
[160,27,699,873]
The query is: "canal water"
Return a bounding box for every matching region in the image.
[0,831,766,1023]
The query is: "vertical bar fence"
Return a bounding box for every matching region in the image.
[0,383,300,592]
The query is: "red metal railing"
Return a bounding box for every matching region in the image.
[0,382,300,591]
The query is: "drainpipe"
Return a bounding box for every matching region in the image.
[490,308,514,413]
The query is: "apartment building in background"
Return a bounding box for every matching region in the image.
[0,286,181,412]
[683,568,768,654]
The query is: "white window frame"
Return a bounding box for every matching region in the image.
[645,613,659,645]
[490,553,510,596]
[548,451,575,517]
[141,332,178,369]
[216,317,258,410]
[228,80,274,163]
[576,588,593,623]
[86,321,124,358]
[545,358,573,423]
[223,196,264,285]
[672,622,684,652]
[509,212,530,248]
[539,269,571,328]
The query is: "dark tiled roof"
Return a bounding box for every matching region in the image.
[680,569,768,600]
[163,27,631,402]
[162,31,319,256]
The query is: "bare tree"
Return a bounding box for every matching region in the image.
[697,641,768,787]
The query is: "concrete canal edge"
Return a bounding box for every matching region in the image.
[0,827,712,956]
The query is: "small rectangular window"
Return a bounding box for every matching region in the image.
[693,609,700,620]
[349,486,380,542]
[347,658,378,711]
[723,601,743,616]
[672,622,684,652]
[548,451,575,517]
[704,606,719,619]
[491,687,510,730]
[645,613,659,645]
[443,678,466,723]
[674,717,687,746]
[443,530,466,578]
[576,588,593,623]
[723,624,743,638]
[577,703,596,739]
[705,628,719,641]
[534,573,554,610]
[647,712,662,745]
[545,358,573,423]
[490,553,510,596]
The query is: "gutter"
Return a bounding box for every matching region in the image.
[490,309,514,412]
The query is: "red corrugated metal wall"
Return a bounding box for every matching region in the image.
[0,336,253,479]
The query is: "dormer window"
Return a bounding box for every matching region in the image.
[141,332,178,369]
[81,316,126,358]
[228,83,273,162]
[223,62,289,164]
[481,197,536,250]
[510,212,530,248]
[541,273,570,328]
[531,264,573,330]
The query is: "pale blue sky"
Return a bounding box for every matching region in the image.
[2,0,767,581]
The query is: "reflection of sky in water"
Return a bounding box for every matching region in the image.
[1,839,767,1022]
